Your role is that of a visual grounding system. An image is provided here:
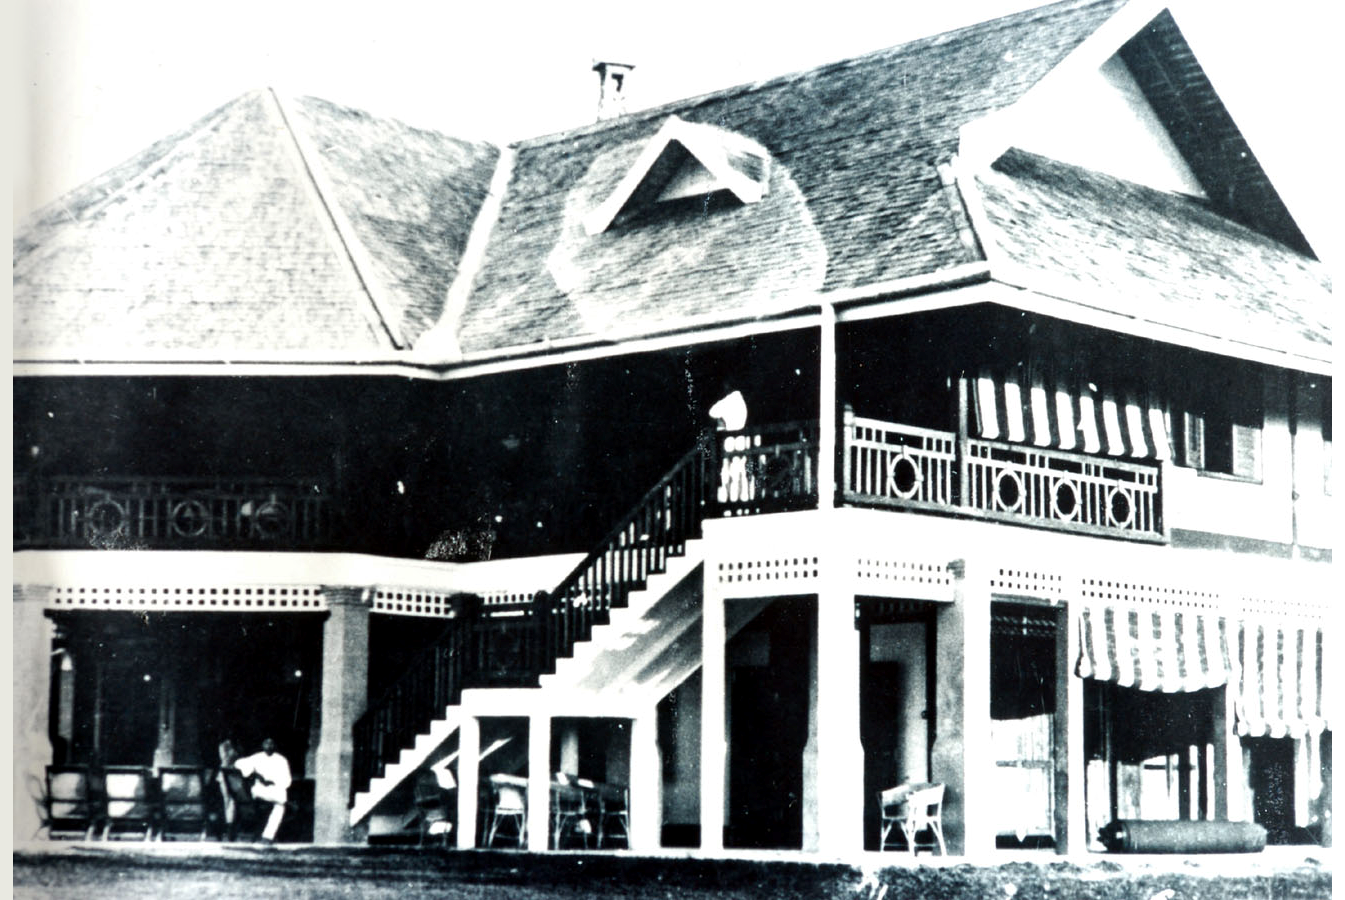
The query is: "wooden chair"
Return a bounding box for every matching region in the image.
[101,766,156,841]
[219,767,271,841]
[411,770,453,847]
[550,774,594,849]
[43,765,102,840]
[596,783,629,849]
[879,782,947,855]
[484,774,526,848]
[156,766,210,840]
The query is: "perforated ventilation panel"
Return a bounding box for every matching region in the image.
[856,557,954,602]
[48,584,327,611]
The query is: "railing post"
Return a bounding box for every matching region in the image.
[841,405,854,503]
[957,375,971,508]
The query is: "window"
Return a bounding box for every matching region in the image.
[1172,368,1262,480]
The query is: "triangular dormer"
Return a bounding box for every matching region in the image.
[583,116,771,236]
[964,6,1313,257]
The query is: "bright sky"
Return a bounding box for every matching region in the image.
[10,0,1339,260]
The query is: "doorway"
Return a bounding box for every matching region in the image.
[859,601,934,850]
[725,597,812,850]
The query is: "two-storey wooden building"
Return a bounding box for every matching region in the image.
[14,0,1332,855]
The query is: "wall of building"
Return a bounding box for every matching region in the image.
[1165,369,1296,545]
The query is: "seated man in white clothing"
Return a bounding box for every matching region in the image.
[234,737,291,843]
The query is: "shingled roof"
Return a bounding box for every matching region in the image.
[14,0,1331,371]
[968,149,1332,364]
[451,0,1128,355]
[13,89,497,358]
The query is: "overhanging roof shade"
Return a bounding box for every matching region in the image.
[1076,606,1331,739]
[973,150,1331,367]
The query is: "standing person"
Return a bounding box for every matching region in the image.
[217,739,240,840]
[235,737,291,843]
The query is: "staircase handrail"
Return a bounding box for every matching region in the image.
[533,433,715,675]
[350,600,471,799]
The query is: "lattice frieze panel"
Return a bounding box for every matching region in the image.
[715,556,820,592]
[47,584,327,611]
[1076,577,1223,611]
[372,588,461,618]
[990,567,1065,601]
[855,557,954,601]
[1232,592,1331,622]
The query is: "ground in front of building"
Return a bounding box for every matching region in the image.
[13,845,1331,900]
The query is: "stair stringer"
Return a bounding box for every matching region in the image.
[539,540,704,692]
[351,707,462,826]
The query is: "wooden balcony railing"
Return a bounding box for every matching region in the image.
[13,476,333,549]
[841,413,1164,541]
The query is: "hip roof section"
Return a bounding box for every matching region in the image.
[13,89,497,358]
[453,0,1126,354]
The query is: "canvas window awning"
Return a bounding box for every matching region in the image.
[1234,619,1330,739]
[1076,606,1332,739]
[974,368,1170,460]
[1075,605,1232,693]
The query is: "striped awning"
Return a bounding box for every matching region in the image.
[1077,606,1332,738]
[1075,605,1232,692]
[1234,619,1330,739]
[975,368,1170,460]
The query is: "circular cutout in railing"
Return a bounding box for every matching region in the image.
[252,499,290,540]
[1051,479,1079,521]
[994,470,1024,513]
[1106,486,1134,528]
[170,499,211,537]
[86,498,127,538]
[888,450,923,499]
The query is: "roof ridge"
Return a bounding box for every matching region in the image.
[514,0,1125,150]
[420,145,518,360]
[268,89,404,348]
[292,94,499,153]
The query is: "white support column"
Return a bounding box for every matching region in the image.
[13,586,55,843]
[932,558,994,855]
[1054,602,1086,853]
[456,715,480,849]
[812,541,865,856]
[314,586,371,843]
[629,713,662,850]
[699,565,726,852]
[817,302,837,512]
[1215,684,1246,821]
[527,714,551,851]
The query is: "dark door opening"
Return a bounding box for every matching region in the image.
[1247,737,1298,844]
[859,604,934,850]
[725,597,811,850]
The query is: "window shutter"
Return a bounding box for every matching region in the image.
[1231,423,1260,479]
[1182,412,1205,469]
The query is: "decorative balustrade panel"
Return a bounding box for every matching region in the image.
[716,421,819,516]
[964,438,1162,539]
[17,476,333,549]
[841,417,1163,541]
[844,417,956,509]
